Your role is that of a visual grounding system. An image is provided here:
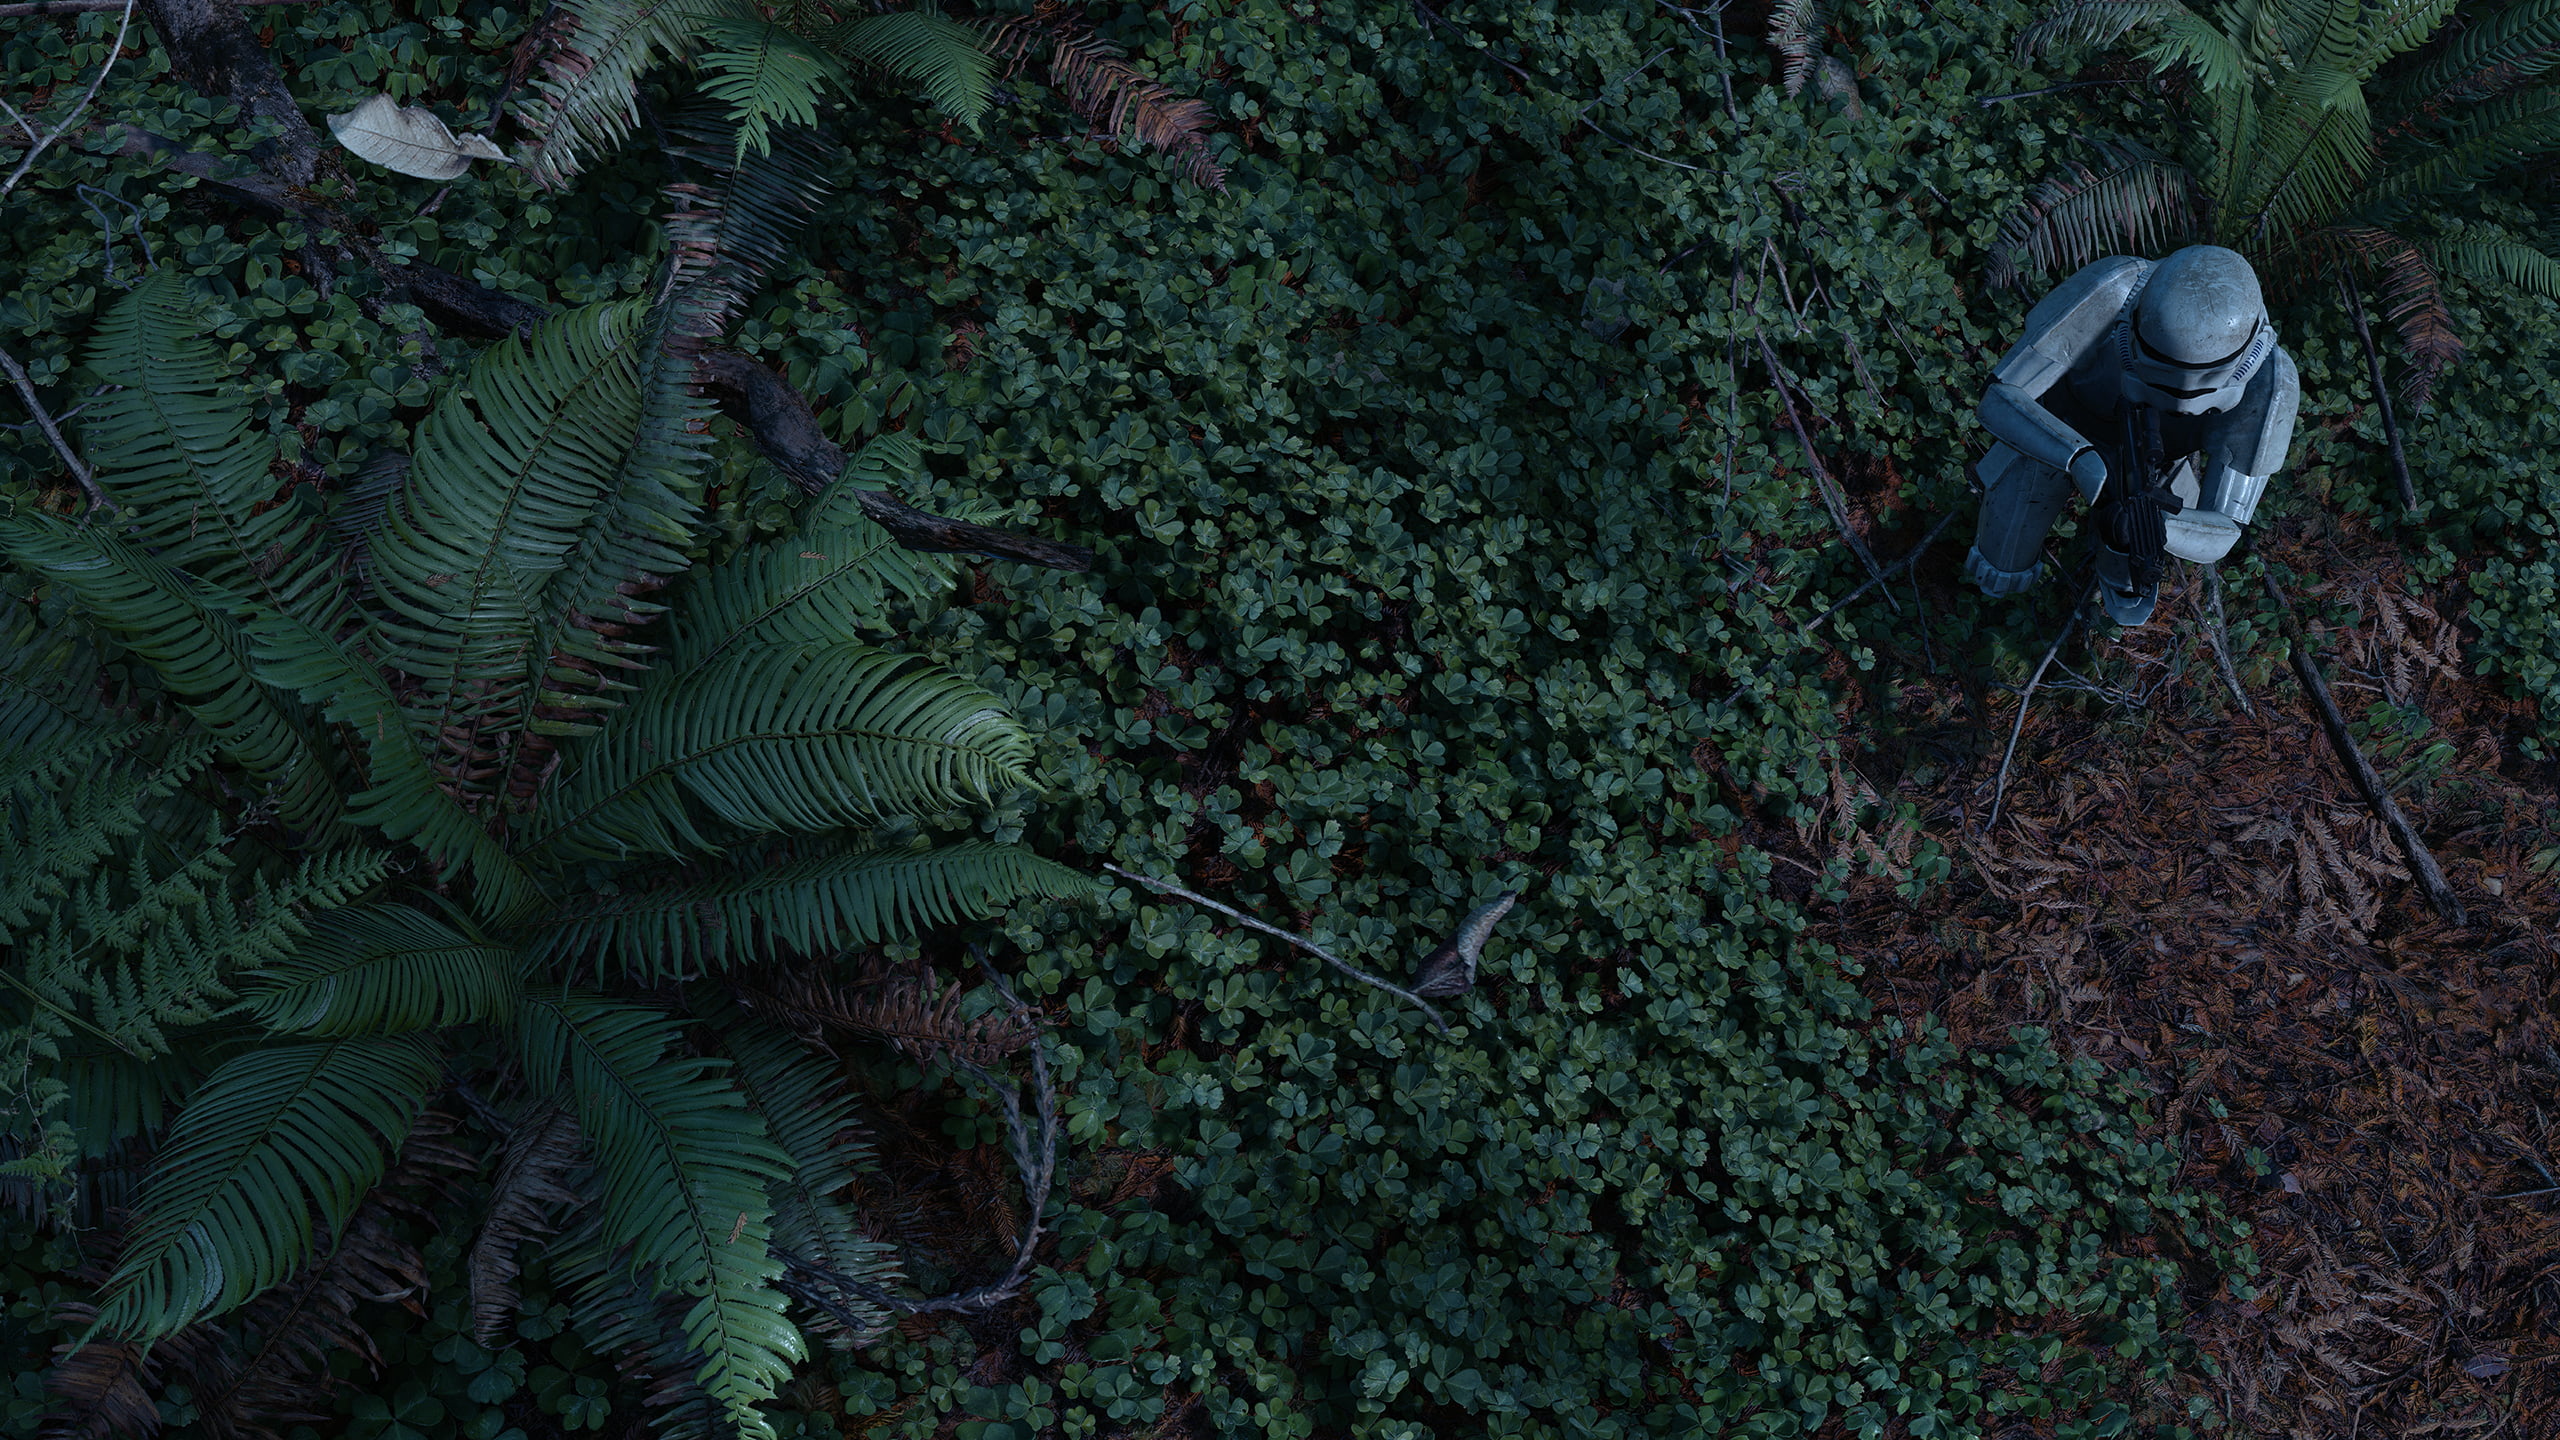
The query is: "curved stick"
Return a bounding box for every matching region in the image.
[1102,862,1452,1034]
[1986,576,2097,833]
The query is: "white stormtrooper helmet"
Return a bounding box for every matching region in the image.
[2119,245,2275,414]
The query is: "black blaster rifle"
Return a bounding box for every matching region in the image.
[2102,405,2185,591]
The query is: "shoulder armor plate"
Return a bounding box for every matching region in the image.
[1992,256,2152,394]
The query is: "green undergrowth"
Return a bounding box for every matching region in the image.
[40,0,2560,1431]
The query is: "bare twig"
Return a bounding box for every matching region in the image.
[0,0,134,198]
[0,342,110,511]
[1754,328,1897,610]
[2263,570,2466,925]
[1987,575,2098,832]
[1102,862,1452,1034]
[1976,78,2138,106]
[1792,505,1960,635]
[1412,1,1536,84]
[2339,266,2417,517]
[1413,2,1700,170]
[2203,564,2253,715]
[1571,46,1674,125]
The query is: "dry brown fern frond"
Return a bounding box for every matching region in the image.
[39,1326,186,1440]
[2373,586,2464,699]
[2332,226,2464,404]
[982,2,1226,191]
[2288,810,2410,940]
[45,1118,469,1440]
[1820,759,1915,880]
[738,966,1035,1066]
[189,1209,429,1438]
[467,1098,587,1348]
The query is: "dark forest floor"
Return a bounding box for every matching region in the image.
[1790,509,2560,1440]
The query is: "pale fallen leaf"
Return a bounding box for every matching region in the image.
[328,94,510,181]
[2463,1353,2512,1379]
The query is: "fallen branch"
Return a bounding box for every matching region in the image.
[692,350,1093,571]
[2263,571,2466,926]
[1791,506,1959,636]
[1101,861,1452,1034]
[2338,267,2416,518]
[0,341,110,511]
[0,0,131,197]
[133,0,320,185]
[1717,507,1958,703]
[1986,574,2097,833]
[1754,329,1897,611]
[2202,564,2252,716]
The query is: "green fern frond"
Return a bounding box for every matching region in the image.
[663,437,960,676]
[516,0,727,186]
[366,301,654,811]
[0,732,205,939]
[0,518,340,830]
[77,271,339,629]
[88,1035,439,1340]
[2427,234,2560,297]
[720,1019,899,1347]
[698,14,845,162]
[2139,3,2258,90]
[2352,84,2560,225]
[236,601,542,924]
[2346,0,2465,76]
[825,8,995,129]
[238,906,519,1036]
[521,842,1098,980]
[524,643,1037,863]
[515,991,799,1440]
[59,839,392,1056]
[2016,0,2184,58]
[2272,0,2455,90]
[1989,135,2199,287]
[2018,0,2256,88]
[2377,0,2560,106]
[517,312,716,753]
[663,116,838,339]
[2218,65,2375,240]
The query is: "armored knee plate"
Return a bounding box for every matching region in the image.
[1967,545,2042,596]
[1969,441,2074,594]
[2199,463,2271,526]
[2161,456,2240,562]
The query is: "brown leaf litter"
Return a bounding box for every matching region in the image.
[1788,515,2560,1439]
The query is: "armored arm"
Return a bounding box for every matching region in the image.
[1979,256,2149,501]
[2197,346,2299,525]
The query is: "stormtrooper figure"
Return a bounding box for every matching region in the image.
[1967,244,2301,626]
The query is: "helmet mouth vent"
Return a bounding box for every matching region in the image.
[2135,314,2258,369]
